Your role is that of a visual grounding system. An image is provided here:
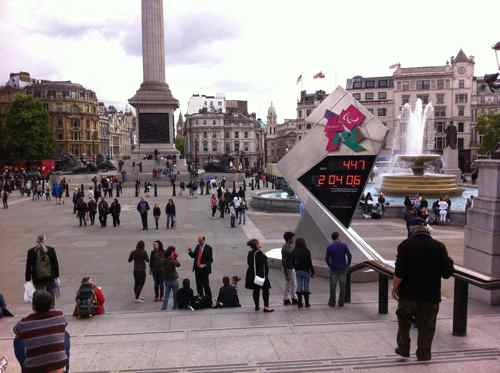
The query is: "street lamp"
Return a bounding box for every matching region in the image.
[484,42,500,92]
[493,41,500,70]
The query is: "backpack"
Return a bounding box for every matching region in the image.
[76,285,97,318]
[35,247,53,281]
[191,295,211,310]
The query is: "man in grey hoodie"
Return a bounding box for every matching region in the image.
[281,232,298,306]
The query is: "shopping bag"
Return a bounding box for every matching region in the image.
[53,278,62,298]
[24,281,35,303]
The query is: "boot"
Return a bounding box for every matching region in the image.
[304,292,311,308]
[296,292,303,308]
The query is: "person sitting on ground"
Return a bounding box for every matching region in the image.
[176,278,194,310]
[73,277,97,318]
[0,293,14,317]
[215,276,241,308]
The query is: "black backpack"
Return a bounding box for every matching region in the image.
[76,285,96,319]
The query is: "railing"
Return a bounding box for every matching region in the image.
[345,260,500,336]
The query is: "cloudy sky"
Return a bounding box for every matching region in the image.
[1,0,499,121]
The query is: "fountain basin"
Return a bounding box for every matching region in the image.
[381,174,462,196]
[397,154,440,176]
[250,191,300,213]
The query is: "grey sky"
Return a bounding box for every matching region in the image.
[1,0,499,121]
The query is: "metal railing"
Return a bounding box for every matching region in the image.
[345,260,500,336]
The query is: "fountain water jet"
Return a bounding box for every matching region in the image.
[380,99,461,196]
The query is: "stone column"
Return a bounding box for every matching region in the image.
[142,0,166,83]
[464,159,500,304]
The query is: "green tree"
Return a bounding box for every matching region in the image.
[3,93,54,161]
[175,134,185,155]
[477,112,500,156]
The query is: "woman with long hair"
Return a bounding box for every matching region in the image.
[292,238,315,308]
[128,240,149,303]
[245,239,274,312]
[162,246,180,310]
[149,241,165,302]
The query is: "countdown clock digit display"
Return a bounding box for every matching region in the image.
[298,155,376,227]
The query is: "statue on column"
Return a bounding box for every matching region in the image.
[445,123,457,149]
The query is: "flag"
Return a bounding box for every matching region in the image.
[389,63,400,69]
[296,74,303,85]
[313,71,325,79]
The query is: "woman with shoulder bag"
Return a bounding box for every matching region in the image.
[245,239,274,313]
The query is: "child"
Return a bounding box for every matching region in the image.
[176,278,194,311]
[215,276,241,308]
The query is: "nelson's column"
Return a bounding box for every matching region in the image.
[129,0,179,157]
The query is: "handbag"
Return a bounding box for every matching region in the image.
[253,251,265,287]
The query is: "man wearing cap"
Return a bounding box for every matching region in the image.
[25,235,60,296]
[392,224,454,361]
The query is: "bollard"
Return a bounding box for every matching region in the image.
[154,183,158,197]
[206,182,209,195]
[452,278,469,336]
[233,180,236,192]
[378,274,389,314]
[345,271,352,303]
[135,185,139,198]
[251,180,254,191]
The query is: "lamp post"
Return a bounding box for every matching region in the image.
[493,41,500,70]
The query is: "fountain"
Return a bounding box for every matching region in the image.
[381,99,461,196]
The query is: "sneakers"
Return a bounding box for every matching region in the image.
[283,299,291,306]
[263,308,274,313]
[134,298,144,303]
[395,348,409,358]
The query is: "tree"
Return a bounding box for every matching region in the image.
[175,134,185,156]
[3,93,54,161]
[476,112,500,157]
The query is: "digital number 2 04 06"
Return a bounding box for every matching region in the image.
[317,174,362,187]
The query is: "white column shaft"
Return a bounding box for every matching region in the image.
[141,0,166,82]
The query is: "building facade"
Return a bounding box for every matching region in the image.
[185,98,265,170]
[187,93,225,115]
[25,80,100,160]
[97,103,110,157]
[345,50,492,170]
[265,90,327,164]
[471,77,500,154]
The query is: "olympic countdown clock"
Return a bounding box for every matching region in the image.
[278,86,388,230]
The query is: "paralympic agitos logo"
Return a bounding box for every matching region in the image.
[324,104,366,153]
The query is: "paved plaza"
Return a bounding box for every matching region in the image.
[1,186,499,372]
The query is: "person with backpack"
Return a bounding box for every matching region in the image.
[165,199,176,229]
[245,239,274,313]
[98,198,109,228]
[109,198,121,228]
[161,246,180,310]
[73,277,97,318]
[25,235,60,296]
[153,203,161,230]
[176,279,194,310]
[292,238,315,309]
[88,197,97,225]
[150,241,165,302]
[215,276,241,308]
[128,241,149,303]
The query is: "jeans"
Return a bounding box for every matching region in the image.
[296,270,311,293]
[239,210,246,224]
[154,216,160,229]
[166,215,175,229]
[162,279,179,310]
[140,213,148,229]
[152,271,164,299]
[329,270,346,306]
[14,331,70,373]
[396,300,440,360]
[133,271,146,299]
[283,268,297,301]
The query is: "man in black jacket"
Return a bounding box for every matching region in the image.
[25,235,60,296]
[98,198,109,228]
[392,224,454,361]
[188,236,213,304]
[88,198,97,225]
[137,197,150,230]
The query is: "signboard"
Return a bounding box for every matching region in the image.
[298,155,376,227]
[138,113,170,144]
[278,86,388,229]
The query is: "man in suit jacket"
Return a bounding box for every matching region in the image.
[25,235,60,296]
[188,236,213,304]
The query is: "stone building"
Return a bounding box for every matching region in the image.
[187,93,225,115]
[97,103,110,157]
[471,77,500,154]
[346,50,492,170]
[25,80,100,160]
[265,90,327,164]
[184,98,265,170]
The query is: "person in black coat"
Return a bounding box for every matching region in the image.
[188,236,213,304]
[215,276,241,308]
[76,198,88,227]
[109,199,121,227]
[245,239,274,312]
[137,198,150,230]
[292,238,315,308]
[98,199,109,228]
[165,199,176,229]
[153,203,161,230]
[88,198,97,225]
[25,235,60,295]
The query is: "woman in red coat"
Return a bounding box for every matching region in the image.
[93,283,106,315]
